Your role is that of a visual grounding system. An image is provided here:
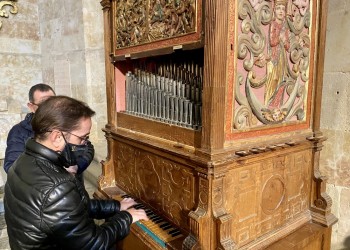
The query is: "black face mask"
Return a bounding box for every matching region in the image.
[61,141,89,167]
[60,133,94,169]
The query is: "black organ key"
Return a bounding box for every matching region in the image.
[171,231,182,237]
[168,229,179,235]
[162,224,173,230]
[158,222,168,227]
[152,217,163,223]
[149,214,158,220]
[150,216,162,222]
[160,222,170,229]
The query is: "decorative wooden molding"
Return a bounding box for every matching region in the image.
[184,174,211,249]
[307,133,338,227]
[212,176,236,249]
[98,130,116,189]
[100,0,111,10]
[0,0,18,30]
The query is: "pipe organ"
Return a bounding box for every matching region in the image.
[96,0,337,249]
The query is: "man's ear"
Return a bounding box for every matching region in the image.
[50,130,64,150]
[27,102,36,113]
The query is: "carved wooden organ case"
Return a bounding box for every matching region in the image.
[97,0,337,249]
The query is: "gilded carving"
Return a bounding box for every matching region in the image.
[114,142,196,230]
[115,143,136,192]
[115,0,197,49]
[234,0,311,129]
[162,160,195,228]
[0,0,18,30]
[136,154,162,200]
[198,177,209,210]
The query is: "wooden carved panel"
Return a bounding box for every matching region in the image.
[113,141,196,230]
[113,0,203,57]
[225,149,312,247]
[226,0,315,139]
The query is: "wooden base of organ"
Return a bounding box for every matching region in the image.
[97,0,337,249]
[95,127,337,250]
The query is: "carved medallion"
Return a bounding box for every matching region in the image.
[261,175,285,214]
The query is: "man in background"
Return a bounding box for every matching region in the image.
[4,84,94,177]
[4,83,56,173]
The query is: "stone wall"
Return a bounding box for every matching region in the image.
[39,0,107,160]
[0,0,43,164]
[0,0,106,183]
[320,0,350,249]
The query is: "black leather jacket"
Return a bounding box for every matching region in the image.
[4,139,132,250]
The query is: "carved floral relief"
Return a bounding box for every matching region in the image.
[234,0,311,130]
[115,0,197,49]
[114,142,195,231]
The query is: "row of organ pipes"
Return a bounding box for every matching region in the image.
[125,62,203,129]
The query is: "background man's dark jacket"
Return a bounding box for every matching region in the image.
[4,113,33,173]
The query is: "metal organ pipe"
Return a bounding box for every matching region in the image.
[125,62,203,130]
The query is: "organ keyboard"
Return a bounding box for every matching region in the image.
[96,188,186,250]
[116,194,183,248]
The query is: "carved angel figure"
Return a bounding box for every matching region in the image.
[262,108,288,122]
[264,0,290,107]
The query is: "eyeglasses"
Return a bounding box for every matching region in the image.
[65,131,90,144]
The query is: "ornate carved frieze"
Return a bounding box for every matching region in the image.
[112,0,203,58]
[116,0,197,48]
[233,0,312,129]
[0,0,18,30]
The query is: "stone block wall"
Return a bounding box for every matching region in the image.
[320,0,350,249]
[0,0,106,179]
[0,0,43,160]
[38,0,107,161]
